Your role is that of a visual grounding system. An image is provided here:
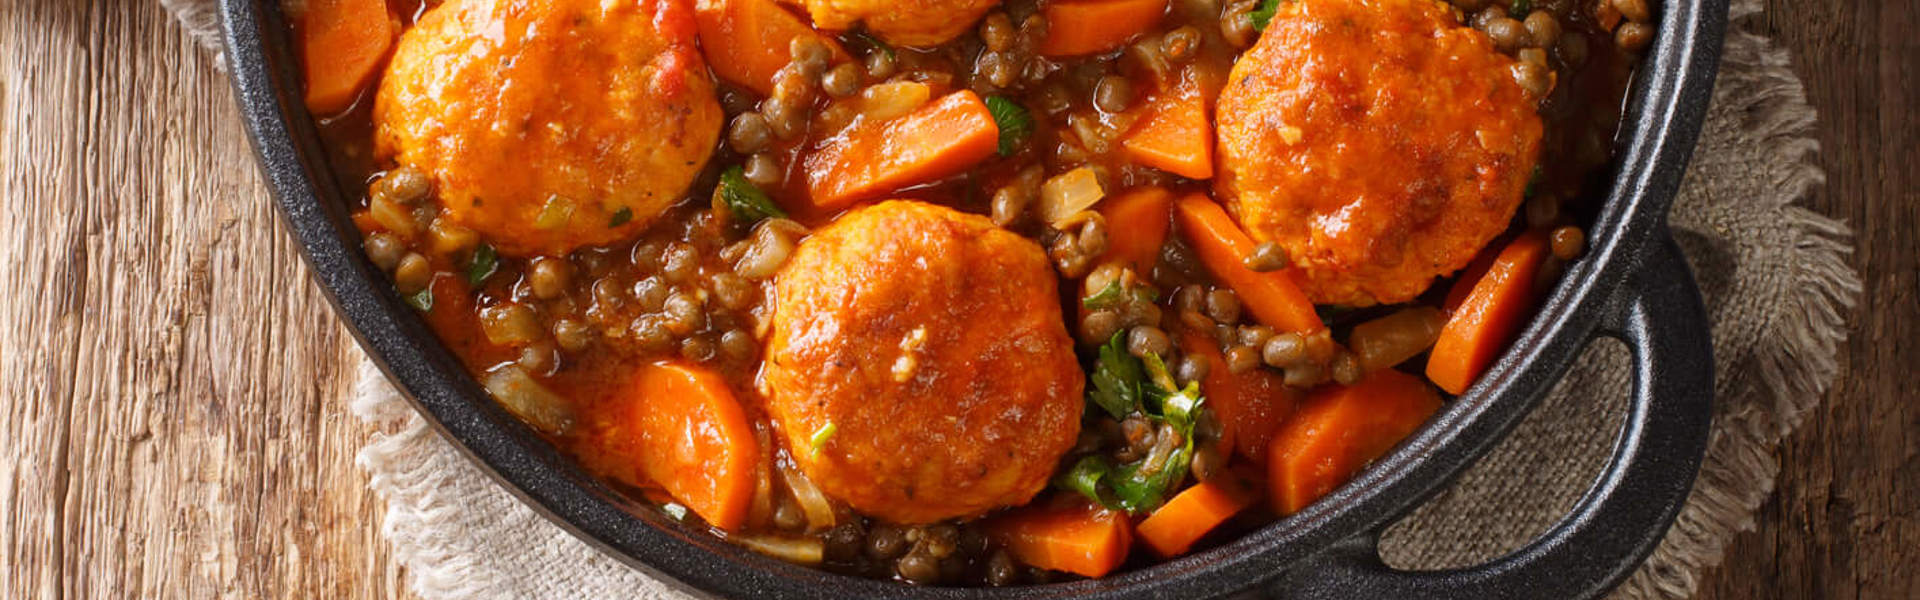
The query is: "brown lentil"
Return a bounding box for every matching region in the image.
[1189,442,1225,481]
[719,329,757,361]
[1081,309,1124,344]
[1204,289,1242,324]
[1221,1,1257,49]
[728,112,773,154]
[1093,76,1134,113]
[1225,344,1261,374]
[528,257,571,300]
[1242,241,1289,271]
[1237,324,1276,348]
[822,63,861,98]
[1615,22,1654,52]
[1264,332,1308,368]
[1613,0,1652,23]
[791,38,832,73]
[1161,26,1201,62]
[376,165,430,204]
[632,277,670,312]
[1484,17,1529,53]
[364,232,405,271]
[680,334,717,361]
[1127,325,1172,358]
[1550,225,1586,260]
[865,50,897,79]
[980,13,1016,52]
[1176,354,1211,385]
[742,153,783,188]
[1523,11,1561,47]
[394,252,432,294]
[552,318,593,352]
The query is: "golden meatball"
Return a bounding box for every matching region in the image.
[764,201,1082,524]
[375,0,721,257]
[1214,0,1544,306]
[798,0,999,46]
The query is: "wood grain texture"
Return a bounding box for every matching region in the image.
[0,2,411,599]
[0,0,1909,598]
[1692,1,1920,598]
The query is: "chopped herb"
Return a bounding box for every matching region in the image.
[984,96,1034,156]
[808,421,838,457]
[404,287,434,312]
[1108,433,1194,513]
[854,31,895,60]
[1510,0,1532,14]
[719,166,786,224]
[1087,333,1144,420]
[1062,334,1209,514]
[1524,165,1543,198]
[662,502,689,521]
[609,206,633,227]
[1082,280,1129,311]
[1250,0,1286,31]
[465,243,497,285]
[1057,455,1119,509]
[1083,279,1162,311]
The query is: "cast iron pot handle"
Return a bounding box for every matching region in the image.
[1265,234,1713,600]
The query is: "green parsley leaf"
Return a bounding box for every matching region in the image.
[1108,433,1194,513]
[465,243,497,286]
[1087,333,1144,420]
[1082,280,1129,311]
[1524,165,1543,199]
[1056,455,1120,510]
[609,206,634,227]
[403,287,434,312]
[1250,0,1285,31]
[809,421,838,458]
[719,165,786,224]
[984,95,1034,156]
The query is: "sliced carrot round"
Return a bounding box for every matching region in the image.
[617,362,760,531]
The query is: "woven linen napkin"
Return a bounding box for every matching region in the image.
[168,0,1860,597]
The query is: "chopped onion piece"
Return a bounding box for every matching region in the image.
[1039,167,1107,226]
[481,365,575,435]
[858,81,932,122]
[736,535,825,565]
[779,463,837,532]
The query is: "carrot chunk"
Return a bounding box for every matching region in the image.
[1173,193,1325,335]
[803,90,1000,211]
[1136,472,1259,558]
[1177,331,1299,464]
[602,362,759,531]
[984,501,1133,578]
[1267,369,1441,515]
[1036,0,1171,57]
[298,0,394,115]
[1122,80,1214,179]
[1426,230,1551,394]
[1098,187,1173,275]
[694,0,849,95]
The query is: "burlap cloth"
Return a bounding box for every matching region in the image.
[168,0,1860,596]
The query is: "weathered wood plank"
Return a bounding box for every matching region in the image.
[1,2,410,599]
[1692,1,1920,598]
[0,0,1909,598]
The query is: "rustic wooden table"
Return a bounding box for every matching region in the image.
[0,1,1910,598]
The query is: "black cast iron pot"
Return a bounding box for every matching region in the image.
[221,0,1725,596]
